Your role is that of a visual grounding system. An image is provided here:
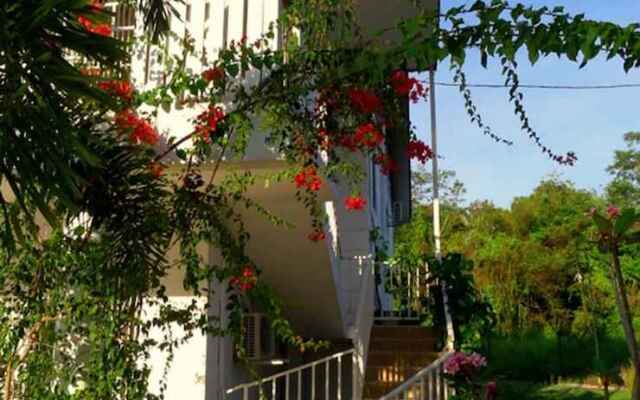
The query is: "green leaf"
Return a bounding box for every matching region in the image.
[592,213,611,233]
[614,208,638,235]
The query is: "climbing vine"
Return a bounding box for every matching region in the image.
[1,0,640,398]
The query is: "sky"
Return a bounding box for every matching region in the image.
[410,0,640,208]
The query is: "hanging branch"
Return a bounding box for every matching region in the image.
[452,63,513,146]
[500,58,577,166]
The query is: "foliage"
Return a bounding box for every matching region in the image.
[3,0,640,398]
[607,132,640,209]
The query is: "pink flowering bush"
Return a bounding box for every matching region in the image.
[444,352,493,400]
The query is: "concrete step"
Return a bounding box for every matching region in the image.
[369,338,437,352]
[367,351,439,367]
[370,325,438,340]
[364,325,440,399]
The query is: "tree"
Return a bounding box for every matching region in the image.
[607,132,640,209]
[3,0,640,398]
[589,206,640,400]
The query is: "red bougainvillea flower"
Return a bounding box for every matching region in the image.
[390,70,427,103]
[339,134,359,152]
[130,118,159,145]
[115,109,139,129]
[149,162,165,178]
[607,205,621,219]
[407,139,434,163]
[87,0,104,12]
[194,105,226,142]
[345,195,367,211]
[294,167,322,192]
[354,123,384,149]
[202,67,225,83]
[373,154,399,175]
[98,80,134,102]
[230,265,257,292]
[78,14,112,37]
[308,229,326,242]
[91,24,112,36]
[348,88,382,114]
[115,109,159,145]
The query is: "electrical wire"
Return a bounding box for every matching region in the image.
[435,82,640,90]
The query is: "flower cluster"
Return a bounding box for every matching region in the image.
[348,88,383,114]
[294,167,322,192]
[607,205,621,219]
[407,139,434,164]
[115,109,159,146]
[308,228,326,242]
[373,154,399,175]
[390,70,427,103]
[354,123,384,149]
[443,352,487,377]
[149,162,165,178]
[194,105,226,142]
[230,265,257,292]
[98,80,134,102]
[345,195,367,211]
[202,67,225,83]
[77,2,112,37]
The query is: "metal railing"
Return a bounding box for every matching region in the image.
[377,352,453,400]
[225,349,356,400]
[375,261,428,321]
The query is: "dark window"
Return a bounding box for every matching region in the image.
[204,2,210,21]
[186,4,191,22]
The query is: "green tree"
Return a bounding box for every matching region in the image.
[607,132,640,209]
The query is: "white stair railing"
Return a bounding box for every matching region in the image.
[377,352,453,400]
[225,349,355,400]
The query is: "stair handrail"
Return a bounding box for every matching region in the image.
[225,348,355,400]
[377,351,453,400]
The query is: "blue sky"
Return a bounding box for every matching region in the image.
[411,0,640,208]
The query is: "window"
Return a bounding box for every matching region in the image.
[204,2,210,21]
[186,4,191,22]
[242,0,249,39]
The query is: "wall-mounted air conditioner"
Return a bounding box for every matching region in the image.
[242,313,287,363]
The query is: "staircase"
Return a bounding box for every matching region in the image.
[363,325,440,399]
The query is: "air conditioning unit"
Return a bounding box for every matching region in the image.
[242,313,286,363]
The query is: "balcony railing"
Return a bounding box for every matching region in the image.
[377,352,453,400]
[225,349,356,400]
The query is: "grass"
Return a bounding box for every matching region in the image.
[497,382,630,400]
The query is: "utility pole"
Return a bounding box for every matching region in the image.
[429,68,455,351]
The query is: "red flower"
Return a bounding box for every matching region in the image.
[339,135,359,152]
[390,70,427,103]
[345,195,367,211]
[78,12,112,37]
[194,106,226,142]
[149,162,165,178]
[202,67,224,83]
[230,265,257,292]
[607,205,621,219]
[354,123,384,149]
[407,139,433,164]
[130,118,159,145]
[294,167,322,192]
[308,229,326,242]
[115,109,159,146]
[98,80,134,102]
[348,88,382,114]
[373,154,399,175]
[88,0,104,12]
[115,109,139,129]
[91,24,112,36]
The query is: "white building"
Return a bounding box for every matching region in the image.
[106,1,448,399]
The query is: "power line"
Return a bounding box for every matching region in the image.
[435,82,640,90]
